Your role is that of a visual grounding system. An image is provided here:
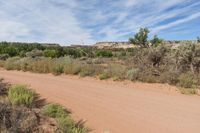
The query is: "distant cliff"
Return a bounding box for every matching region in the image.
[92,40,197,49]
[94,41,134,49]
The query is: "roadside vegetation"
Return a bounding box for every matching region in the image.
[42,103,88,133]
[0,28,200,94]
[0,80,88,133]
[8,85,36,107]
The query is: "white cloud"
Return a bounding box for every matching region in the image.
[0,21,29,41]
[91,0,200,41]
[0,0,199,44]
[0,0,94,45]
[152,12,200,33]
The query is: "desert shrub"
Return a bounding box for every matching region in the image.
[147,46,167,67]
[177,44,200,75]
[0,79,8,96]
[26,57,68,74]
[64,63,81,75]
[70,126,88,133]
[4,57,21,70]
[179,88,198,95]
[0,103,11,131]
[79,64,96,77]
[150,35,163,47]
[0,60,5,67]
[126,68,140,81]
[137,67,160,83]
[131,48,149,68]
[92,58,106,64]
[99,71,110,80]
[8,85,36,107]
[30,58,52,73]
[141,75,158,83]
[126,48,139,55]
[159,70,180,85]
[57,117,88,133]
[0,103,38,132]
[148,50,162,67]
[27,57,67,74]
[197,36,200,43]
[178,72,197,88]
[18,58,31,72]
[42,103,69,118]
[64,61,82,75]
[107,64,127,80]
[3,56,85,75]
[42,103,87,133]
[3,57,31,72]
[56,117,75,133]
[50,58,69,75]
[52,65,64,75]
[7,57,32,71]
[0,54,9,60]
[25,49,43,58]
[19,50,26,57]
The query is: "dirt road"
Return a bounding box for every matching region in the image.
[0,69,200,133]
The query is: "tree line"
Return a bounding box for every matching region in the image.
[0,42,114,59]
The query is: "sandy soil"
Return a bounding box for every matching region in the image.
[0,69,200,133]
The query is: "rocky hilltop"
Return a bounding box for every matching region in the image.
[92,40,197,49]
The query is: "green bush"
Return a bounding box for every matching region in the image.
[63,48,82,58]
[95,49,113,57]
[150,35,163,47]
[56,117,75,133]
[8,85,36,107]
[178,72,197,88]
[42,103,69,118]
[44,49,57,58]
[4,46,18,57]
[42,103,87,133]
[57,117,88,133]
[129,27,150,47]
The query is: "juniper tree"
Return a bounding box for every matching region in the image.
[129,28,150,47]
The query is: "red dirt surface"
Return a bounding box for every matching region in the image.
[0,69,200,133]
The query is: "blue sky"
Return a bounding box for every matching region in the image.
[0,0,200,45]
